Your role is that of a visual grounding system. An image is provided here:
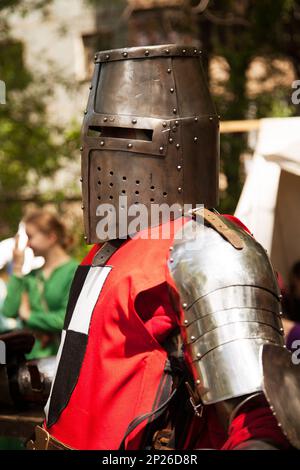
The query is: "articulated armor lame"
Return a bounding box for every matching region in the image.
[81,44,219,243]
[167,210,285,404]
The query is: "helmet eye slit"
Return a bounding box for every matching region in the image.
[88,126,153,142]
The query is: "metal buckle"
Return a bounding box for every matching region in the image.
[189,396,203,418]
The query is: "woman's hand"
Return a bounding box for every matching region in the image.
[13,234,25,277]
[19,292,31,321]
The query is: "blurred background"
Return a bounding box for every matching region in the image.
[0,0,300,279]
[1,0,300,448]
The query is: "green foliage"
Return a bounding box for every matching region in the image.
[0,0,80,238]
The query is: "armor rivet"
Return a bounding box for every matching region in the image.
[167,68,172,74]
[170,258,174,263]
[178,187,182,193]
[159,146,164,152]
[84,110,87,115]
[127,143,133,149]
[81,205,84,210]
[196,353,201,358]
[80,146,83,151]
[194,49,198,54]
[169,246,173,251]
[196,379,201,385]
[177,165,182,170]
[100,141,105,146]
[165,49,170,54]
[80,177,83,182]
[280,328,284,333]
[94,54,97,60]
[89,85,93,90]
[162,121,167,127]
[170,88,174,93]
[184,320,188,325]
[173,108,177,114]
[175,120,179,126]
[145,50,149,56]
[132,119,137,124]
[279,311,283,315]
[191,336,196,341]
[182,49,186,54]
[123,52,128,57]
[218,115,221,119]
[182,302,187,309]
[279,294,283,300]
[278,423,282,427]
[194,137,198,143]
[104,117,108,122]
[84,236,88,241]
[194,117,198,122]
[169,138,173,143]
[105,54,110,60]
[176,144,180,149]
[209,116,213,121]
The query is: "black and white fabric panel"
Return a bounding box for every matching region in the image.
[44,265,112,428]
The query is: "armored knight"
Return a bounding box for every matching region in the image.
[28,45,300,450]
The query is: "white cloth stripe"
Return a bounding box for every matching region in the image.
[45,266,112,421]
[68,266,111,334]
[44,329,66,421]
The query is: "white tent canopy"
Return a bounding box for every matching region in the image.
[235,117,300,284]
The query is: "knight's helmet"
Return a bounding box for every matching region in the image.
[81,45,219,243]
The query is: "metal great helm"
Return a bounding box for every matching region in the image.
[81,45,219,243]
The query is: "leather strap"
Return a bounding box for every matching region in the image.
[92,238,127,267]
[191,207,245,250]
[27,425,73,450]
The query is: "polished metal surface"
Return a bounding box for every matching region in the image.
[167,216,285,404]
[186,308,282,344]
[190,339,272,404]
[186,322,283,360]
[168,218,281,305]
[81,44,219,243]
[262,343,300,449]
[182,285,280,326]
[94,45,202,63]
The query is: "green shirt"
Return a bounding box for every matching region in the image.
[1,259,78,359]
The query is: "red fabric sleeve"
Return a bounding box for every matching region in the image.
[134,282,179,345]
[221,406,290,450]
